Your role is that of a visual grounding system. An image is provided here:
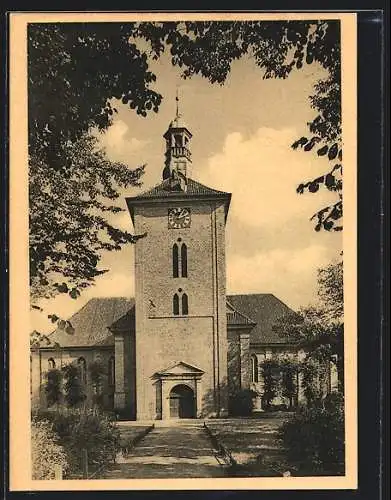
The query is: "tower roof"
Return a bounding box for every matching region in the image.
[168,114,190,131]
[164,90,192,136]
[130,177,230,200]
[126,177,231,223]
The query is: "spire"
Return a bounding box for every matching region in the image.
[162,92,192,188]
[175,87,180,119]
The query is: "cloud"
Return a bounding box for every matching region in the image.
[198,127,338,229]
[31,269,135,334]
[84,271,134,299]
[99,119,149,163]
[197,127,342,307]
[227,244,334,309]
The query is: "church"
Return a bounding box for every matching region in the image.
[30,108,337,420]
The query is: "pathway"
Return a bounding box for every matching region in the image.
[102,420,225,479]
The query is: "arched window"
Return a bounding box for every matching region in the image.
[108,356,115,386]
[251,355,258,383]
[173,294,180,316]
[78,357,87,384]
[48,358,56,370]
[182,293,189,316]
[181,243,188,278]
[172,244,179,278]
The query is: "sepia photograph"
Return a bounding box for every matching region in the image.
[9,12,357,491]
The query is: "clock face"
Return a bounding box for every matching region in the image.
[168,207,191,229]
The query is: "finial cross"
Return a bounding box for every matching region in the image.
[176,86,180,118]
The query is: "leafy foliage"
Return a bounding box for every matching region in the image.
[45,368,63,407]
[30,134,146,301]
[29,24,151,302]
[33,408,120,477]
[280,359,298,408]
[261,359,282,409]
[31,418,69,479]
[318,260,343,320]
[89,359,107,407]
[30,330,57,347]
[28,23,161,165]
[28,21,342,302]
[228,388,256,416]
[137,20,342,231]
[62,364,86,407]
[279,392,345,475]
[273,260,344,393]
[260,358,298,410]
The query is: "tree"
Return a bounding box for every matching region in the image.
[62,364,86,407]
[28,23,152,301]
[137,20,342,231]
[28,21,342,301]
[30,134,145,301]
[28,23,161,166]
[280,359,298,409]
[45,368,63,407]
[273,260,344,393]
[261,359,282,409]
[89,359,107,407]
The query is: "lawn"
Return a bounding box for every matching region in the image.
[206,413,293,476]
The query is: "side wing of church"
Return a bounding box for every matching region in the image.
[31,107,338,420]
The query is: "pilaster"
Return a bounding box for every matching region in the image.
[114,334,126,410]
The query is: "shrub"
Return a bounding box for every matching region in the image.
[261,359,282,409]
[280,360,298,409]
[62,364,86,407]
[229,389,256,416]
[33,408,120,477]
[279,392,345,475]
[31,418,69,479]
[45,369,63,407]
[89,360,106,408]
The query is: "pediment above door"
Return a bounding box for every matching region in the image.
[153,361,204,379]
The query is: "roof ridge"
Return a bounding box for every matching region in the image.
[136,178,171,197]
[228,292,272,297]
[186,177,230,194]
[128,176,231,199]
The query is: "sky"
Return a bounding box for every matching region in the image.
[31,47,342,333]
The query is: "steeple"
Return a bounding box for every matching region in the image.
[162,91,192,191]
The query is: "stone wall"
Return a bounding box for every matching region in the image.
[31,346,115,410]
[133,199,228,419]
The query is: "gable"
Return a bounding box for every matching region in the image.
[226,300,256,328]
[155,361,205,376]
[126,177,231,223]
[130,177,230,200]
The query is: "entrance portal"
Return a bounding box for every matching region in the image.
[169,384,195,418]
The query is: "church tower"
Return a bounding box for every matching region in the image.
[162,94,192,190]
[126,103,231,420]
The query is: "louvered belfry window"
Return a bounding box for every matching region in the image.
[173,242,188,278]
[172,243,179,278]
[181,243,188,278]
